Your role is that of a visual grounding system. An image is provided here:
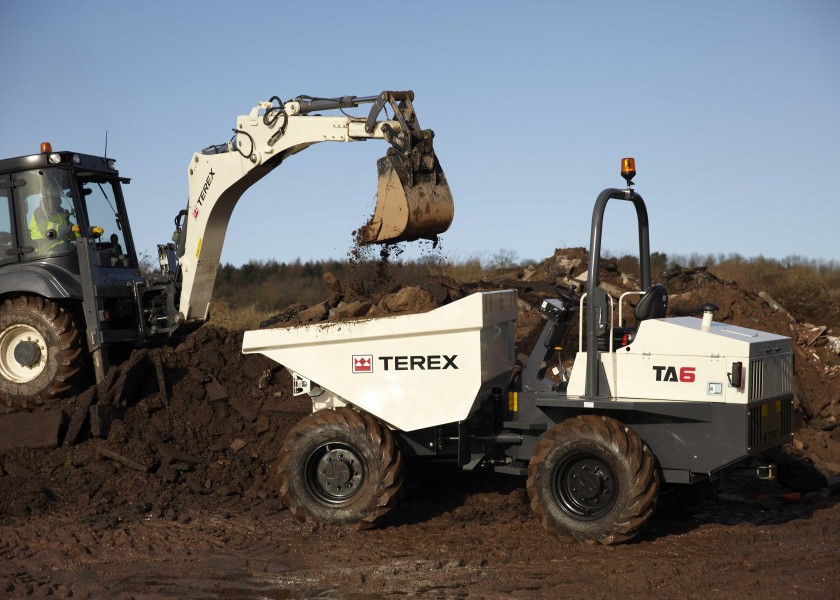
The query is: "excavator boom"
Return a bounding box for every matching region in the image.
[162,90,453,325]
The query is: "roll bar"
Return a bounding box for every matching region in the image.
[585,187,651,398]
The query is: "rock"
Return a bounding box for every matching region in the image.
[621,273,638,288]
[106,349,154,408]
[422,280,451,304]
[89,403,113,438]
[553,256,581,276]
[600,281,626,300]
[229,396,258,423]
[331,300,372,320]
[297,302,329,323]
[758,291,795,322]
[381,287,436,314]
[260,303,306,328]
[153,351,169,405]
[809,418,838,432]
[205,377,229,402]
[322,272,342,295]
[0,410,63,450]
[255,414,270,435]
[521,265,537,280]
[257,369,272,390]
[799,324,827,347]
[63,387,96,447]
[96,446,152,472]
[795,376,831,419]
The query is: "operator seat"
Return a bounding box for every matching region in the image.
[633,283,668,322]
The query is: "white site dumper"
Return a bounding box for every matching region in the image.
[240,159,794,545]
[242,290,518,432]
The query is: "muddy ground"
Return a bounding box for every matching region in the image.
[1,248,839,599]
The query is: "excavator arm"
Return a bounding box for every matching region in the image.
[158,91,453,326]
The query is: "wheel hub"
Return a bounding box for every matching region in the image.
[0,324,48,383]
[555,455,617,519]
[14,340,41,367]
[309,444,365,503]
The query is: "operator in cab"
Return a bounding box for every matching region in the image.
[29,182,78,252]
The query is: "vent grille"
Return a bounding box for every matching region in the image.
[748,397,792,450]
[749,355,792,401]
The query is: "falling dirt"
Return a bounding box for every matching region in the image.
[1,249,839,598]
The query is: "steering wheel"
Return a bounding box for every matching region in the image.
[552,283,581,305]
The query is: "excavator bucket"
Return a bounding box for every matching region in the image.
[359,151,454,244]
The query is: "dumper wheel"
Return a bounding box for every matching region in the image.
[0,296,84,408]
[278,407,404,528]
[527,415,658,545]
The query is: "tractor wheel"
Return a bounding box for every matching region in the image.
[527,414,659,545]
[278,407,404,528]
[0,296,84,407]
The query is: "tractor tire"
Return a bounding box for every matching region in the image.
[278,407,404,528]
[0,296,84,408]
[526,414,659,545]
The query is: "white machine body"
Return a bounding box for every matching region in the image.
[566,317,793,404]
[242,291,518,432]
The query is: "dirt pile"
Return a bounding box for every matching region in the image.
[2,248,838,526]
[0,327,310,521]
[1,247,839,597]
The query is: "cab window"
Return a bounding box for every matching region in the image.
[79,176,132,267]
[14,169,78,260]
[0,180,15,266]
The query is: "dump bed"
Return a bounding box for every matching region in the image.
[242,291,518,431]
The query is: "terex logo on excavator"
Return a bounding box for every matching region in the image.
[653,366,696,383]
[196,168,216,209]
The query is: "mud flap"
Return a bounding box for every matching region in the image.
[360,151,454,244]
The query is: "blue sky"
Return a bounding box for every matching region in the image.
[2,1,838,267]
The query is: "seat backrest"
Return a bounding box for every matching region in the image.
[633,283,668,322]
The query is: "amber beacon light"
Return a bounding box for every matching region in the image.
[621,157,636,185]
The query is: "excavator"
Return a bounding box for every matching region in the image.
[0,90,453,406]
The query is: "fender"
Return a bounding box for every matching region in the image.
[0,262,83,300]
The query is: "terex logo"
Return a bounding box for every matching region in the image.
[653,366,695,383]
[380,355,458,371]
[352,355,373,373]
[196,168,215,207]
[352,354,459,373]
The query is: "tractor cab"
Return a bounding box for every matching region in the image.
[0,144,139,276]
[0,144,157,402]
